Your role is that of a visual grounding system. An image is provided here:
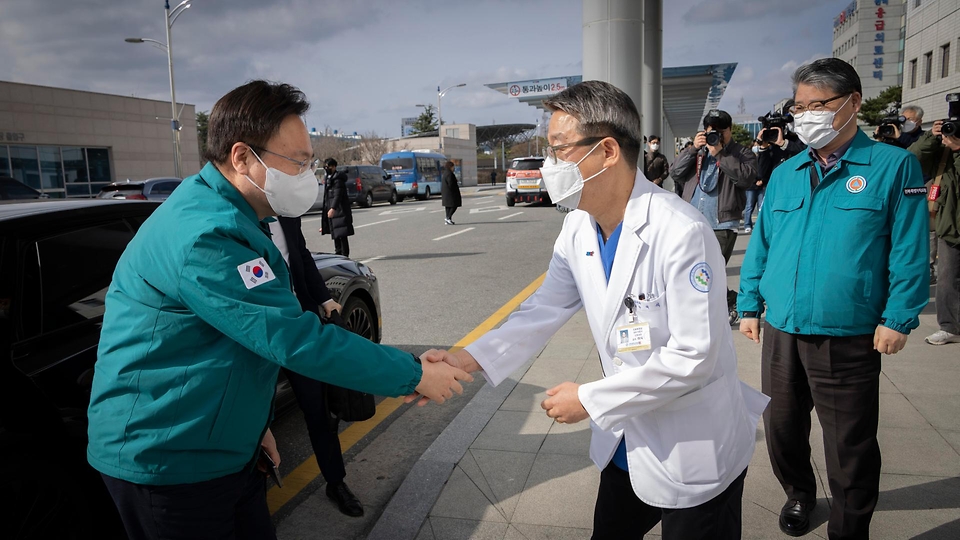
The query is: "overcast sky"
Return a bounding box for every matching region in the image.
[0,0,842,137]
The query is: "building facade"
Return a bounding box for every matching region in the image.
[0,81,199,198]
[902,0,960,125]
[832,0,907,102]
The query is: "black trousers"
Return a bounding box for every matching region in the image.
[445,206,457,220]
[282,367,346,485]
[592,464,746,540]
[936,238,960,334]
[334,236,350,258]
[101,467,275,540]
[713,229,738,265]
[762,323,881,540]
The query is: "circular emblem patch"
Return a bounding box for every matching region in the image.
[846,176,866,193]
[689,262,712,293]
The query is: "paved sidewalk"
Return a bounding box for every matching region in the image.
[370,234,960,540]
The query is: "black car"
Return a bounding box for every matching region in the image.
[0,176,43,200]
[335,165,398,207]
[96,177,182,201]
[0,199,383,538]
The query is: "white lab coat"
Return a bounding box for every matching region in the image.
[465,172,769,509]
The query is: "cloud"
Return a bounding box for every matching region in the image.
[682,0,835,23]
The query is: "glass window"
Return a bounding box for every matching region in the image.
[151,181,179,195]
[9,146,40,189]
[910,59,918,89]
[942,44,950,78]
[381,157,414,171]
[34,220,135,337]
[61,147,88,185]
[86,148,111,183]
[0,146,9,177]
[66,184,91,197]
[924,52,933,84]
[38,146,64,190]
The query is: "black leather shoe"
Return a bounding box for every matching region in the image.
[779,499,816,537]
[326,481,364,517]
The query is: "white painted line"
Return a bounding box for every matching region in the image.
[471,196,494,203]
[356,218,399,229]
[498,212,524,220]
[432,227,475,241]
[430,209,445,213]
[302,216,323,223]
[379,206,425,215]
[359,255,385,265]
[469,205,508,214]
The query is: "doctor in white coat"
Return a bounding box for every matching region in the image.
[423,81,769,539]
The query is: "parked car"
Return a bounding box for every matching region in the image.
[505,156,550,206]
[96,177,182,201]
[335,165,397,207]
[0,199,384,537]
[0,176,43,200]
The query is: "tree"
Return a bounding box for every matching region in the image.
[731,123,755,147]
[410,105,438,134]
[196,111,209,164]
[357,131,406,164]
[858,85,902,126]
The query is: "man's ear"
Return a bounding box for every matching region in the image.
[231,143,252,176]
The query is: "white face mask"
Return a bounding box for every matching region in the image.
[751,146,760,154]
[793,95,854,150]
[244,147,319,217]
[902,120,918,133]
[649,143,660,152]
[540,141,607,211]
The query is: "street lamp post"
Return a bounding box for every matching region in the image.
[437,83,465,154]
[125,0,192,179]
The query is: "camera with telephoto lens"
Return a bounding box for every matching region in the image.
[758,111,794,143]
[876,116,905,139]
[704,130,722,147]
[941,93,960,137]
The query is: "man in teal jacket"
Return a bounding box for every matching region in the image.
[87,80,470,540]
[738,59,928,539]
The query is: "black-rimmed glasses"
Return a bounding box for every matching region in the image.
[248,145,321,175]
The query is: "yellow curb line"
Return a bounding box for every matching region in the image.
[267,271,547,515]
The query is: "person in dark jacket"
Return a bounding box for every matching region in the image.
[441,160,462,225]
[269,216,364,517]
[754,119,807,233]
[320,158,354,256]
[644,135,670,186]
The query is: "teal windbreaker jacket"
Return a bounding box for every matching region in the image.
[88,163,422,485]
[738,130,929,336]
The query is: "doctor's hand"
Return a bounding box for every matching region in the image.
[411,352,473,406]
[258,428,280,472]
[874,325,908,355]
[542,382,589,424]
[405,349,481,405]
[740,318,761,344]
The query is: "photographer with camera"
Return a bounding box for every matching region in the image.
[874,105,925,149]
[909,95,960,346]
[752,105,807,232]
[671,109,759,323]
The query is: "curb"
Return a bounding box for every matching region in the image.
[367,358,536,540]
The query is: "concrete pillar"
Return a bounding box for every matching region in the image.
[582,0,644,133]
[641,0,663,140]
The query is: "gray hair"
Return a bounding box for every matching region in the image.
[901,105,924,119]
[542,80,643,168]
[791,58,862,97]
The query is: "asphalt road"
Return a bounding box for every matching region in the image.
[270,187,567,538]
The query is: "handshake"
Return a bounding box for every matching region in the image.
[407,349,589,425]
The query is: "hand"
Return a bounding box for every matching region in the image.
[932,120,944,136]
[694,131,707,150]
[411,352,473,405]
[327,208,335,218]
[740,318,761,344]
[892,124,902,139]
[258,428,280,472]
[405,349,481,405]
[541,382,589,424]
[874,325,908,355]
[321,300,342,318]
[707,141,722,157]
[756,180,763,187]
[772,127,785,147]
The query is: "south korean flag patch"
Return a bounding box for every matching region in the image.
[238,258,276,290]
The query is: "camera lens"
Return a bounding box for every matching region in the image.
[943,121,958,137]
[705,131,721,146]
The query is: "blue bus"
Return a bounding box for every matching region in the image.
[380,150,446,201]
